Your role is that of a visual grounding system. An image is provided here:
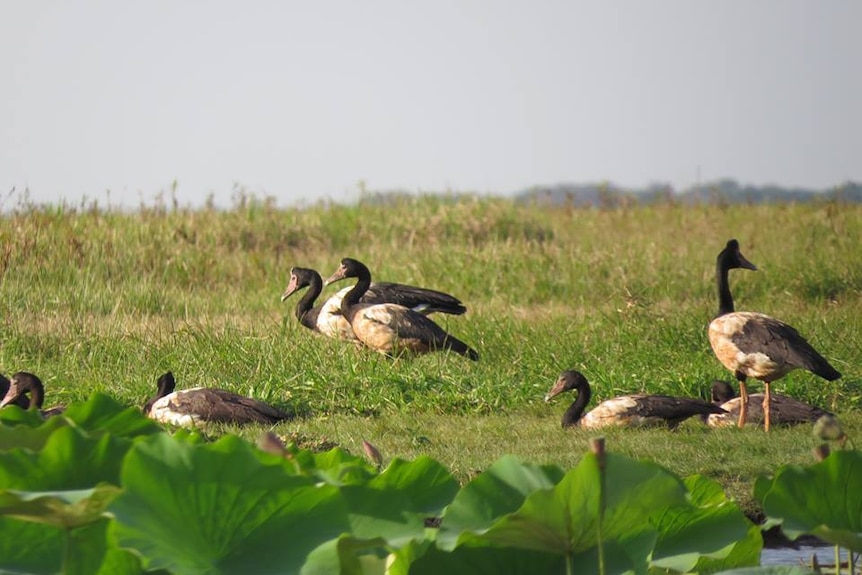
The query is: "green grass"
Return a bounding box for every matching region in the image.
[1,193,861,517]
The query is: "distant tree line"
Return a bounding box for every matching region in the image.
[515,179,862,207]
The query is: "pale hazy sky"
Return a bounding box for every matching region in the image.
[2,1,860,208]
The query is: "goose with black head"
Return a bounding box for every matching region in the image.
[0,372,31,409]
[0,372,65,417]
[707,239,840,431]
[325,258,479,360]
[281,266,467,341]
[545,370,725,430]
[143,371,292,427]
[706,379,833,428]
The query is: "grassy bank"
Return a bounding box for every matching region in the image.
[1,194,860,515]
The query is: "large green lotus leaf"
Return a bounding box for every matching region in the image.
[0,415,70,451]
[458,452,683,560]
[409,536,648,575]
[0,484,120,528]
[368,456,459,516]
[303,538,349,575]
[752,475,783,533]
[385,537,434,575]
[167,427,208,444]
[339,485,425,547]
[331,534,423,575]
[332,536,459,575]
[688,473,735,507]
[0,405,46,428]
[0,516,149,575]
[259,442,376,484]
[61,393,162,438]
[598,453,689,541]
[67,519,156,575]
[752,474,772,506]
[0,515,62,574]
[0,426,130,489]
[686,476,762,572]
[436,455,564,550]
[92,546,157,575]
[309,446,377,485]
[307,457,457,559]
[110,433,351,574]
[756,450,862,551]
[649,475,756,572]
[352,553,389,575]
[691,523,764,575]
[408,544,565,574]
[714,568,816,574]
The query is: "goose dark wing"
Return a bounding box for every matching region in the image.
[630,395,726,418]
[355,304,479,360]
[771,395,833,423]
[732,315,841,380]
[173,389,291,425]
[362,282,467,315]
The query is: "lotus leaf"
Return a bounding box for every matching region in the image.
[690,523,764,574]
[444,453,682,557]
[756,450,862,551]
[110,432,352,574]
[309,446,378,485]
[0,405,46,428]
[367,456,458,517]
[0,516,63,574]
[61,392,162,437]
[0,425,130,489]
[0,484,120,528]
[410,537,647,575]
[714,567,816,574]
[324,456,458,563]
[649,475,758,572]
[434,452,758,573]
[0,517,149,575]
[436,454,564,550]
[0,414,70,451]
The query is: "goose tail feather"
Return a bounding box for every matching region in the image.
[443,335,479,361]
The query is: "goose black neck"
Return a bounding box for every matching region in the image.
[295,273,323,322]
[716,259,734,317]
[156,373,176,400]
[27,380,45,410]
[562,381,592,427]
[341,265,372,312]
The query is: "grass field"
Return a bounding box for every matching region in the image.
[1,192,860,517]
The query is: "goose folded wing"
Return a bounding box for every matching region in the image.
[363,282,466,315]
[732,315,836,374]
[172,389,290,424]
[630,395,726,418]
[370,306,452,341]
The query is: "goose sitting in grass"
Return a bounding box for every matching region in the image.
[707,239,841,431]
[281,266,467,341]
[544,370,726,430]
[705,379,833,428]
[325,258,479,361]
[0,372,66,417]
[143,371,292,427]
